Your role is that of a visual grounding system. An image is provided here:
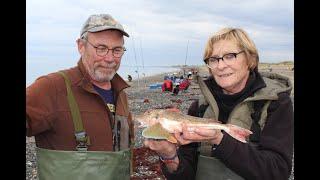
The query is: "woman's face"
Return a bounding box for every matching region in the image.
[209,39,250,94]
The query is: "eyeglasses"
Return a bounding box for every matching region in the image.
[204,50,245,69]
[83,38,126,58]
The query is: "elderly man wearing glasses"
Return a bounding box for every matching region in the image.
[144,27,293,180]
[26,14,133,180]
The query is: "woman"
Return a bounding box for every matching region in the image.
[144,27,293,180]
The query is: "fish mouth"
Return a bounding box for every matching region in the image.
[132,114,149,127]
[132,114,144,121]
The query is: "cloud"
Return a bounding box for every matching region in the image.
[26,0,294,85]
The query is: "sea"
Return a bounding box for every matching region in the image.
[26,64,179,87]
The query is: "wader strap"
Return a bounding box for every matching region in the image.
[198,103,209,118]
[58,71,90,151]
[113,120,121,151]
[249,100,266,143]
[196,75,219,119]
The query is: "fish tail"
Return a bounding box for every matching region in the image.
[225,124,252,143]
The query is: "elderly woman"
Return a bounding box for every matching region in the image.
[144,27,293,180]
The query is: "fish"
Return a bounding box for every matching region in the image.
[134,109,252,144]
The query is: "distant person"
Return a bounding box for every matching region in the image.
[172,73,177,82]
[26,14,133,179]
[144,27,293,180]
[162,79,173,92]
[172,84,180,95]
[187,71,192,79]
[174,77,182,85]
[179,78,190,91]
[128,74,132,82]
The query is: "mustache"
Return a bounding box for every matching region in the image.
[94,62,117,68]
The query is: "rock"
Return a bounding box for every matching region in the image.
[26,68,294,180]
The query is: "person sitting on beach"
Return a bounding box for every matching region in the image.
[26,14,133,180]
[162,79,173,92]
[144,27,293,180]
[179,78,190,91]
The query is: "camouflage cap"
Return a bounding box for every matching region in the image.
[80,14,129,38]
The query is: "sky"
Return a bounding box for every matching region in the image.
[26,0,294,86]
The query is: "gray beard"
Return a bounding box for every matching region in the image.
[83,60,117,82]
[91,68,116,82]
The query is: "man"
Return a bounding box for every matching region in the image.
[26,14,133,180]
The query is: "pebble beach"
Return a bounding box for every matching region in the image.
[26,64,294,180]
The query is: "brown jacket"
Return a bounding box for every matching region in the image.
[26,60,132,151]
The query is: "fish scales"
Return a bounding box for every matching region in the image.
[134,109,252,143]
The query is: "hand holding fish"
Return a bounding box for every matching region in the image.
[144,139,180,172]
[135,109,252,144]
[175,123,224,145]
[144,139,177,159]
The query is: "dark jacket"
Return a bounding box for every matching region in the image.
[162,71,294,180]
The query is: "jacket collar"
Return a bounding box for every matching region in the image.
[77,59,130,95]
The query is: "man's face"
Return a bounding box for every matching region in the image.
[78,30,124,82]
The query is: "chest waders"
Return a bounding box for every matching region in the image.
[194,73,291,180]
[196,155,243,180]
[194,75,245,180]
[36,71,131,180]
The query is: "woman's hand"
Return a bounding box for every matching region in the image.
[144,139,177,158]
[175,123,224,146]
[144,139,179,172]
[165,107,223,146]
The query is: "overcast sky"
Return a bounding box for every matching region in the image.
[26,0,294,85]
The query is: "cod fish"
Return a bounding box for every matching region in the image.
[135,109,252,144]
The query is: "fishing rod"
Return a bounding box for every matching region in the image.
[139,37,146,87]
[184,40,189,76]
[130,26,140,88]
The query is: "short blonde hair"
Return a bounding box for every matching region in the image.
[203,27,259,70]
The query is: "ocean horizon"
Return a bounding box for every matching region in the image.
[26,65,180,86]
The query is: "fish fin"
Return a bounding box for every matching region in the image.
[225,124,252,143]
[142,123,173,142]
[167,135,178,144]
[166,108,181,113]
